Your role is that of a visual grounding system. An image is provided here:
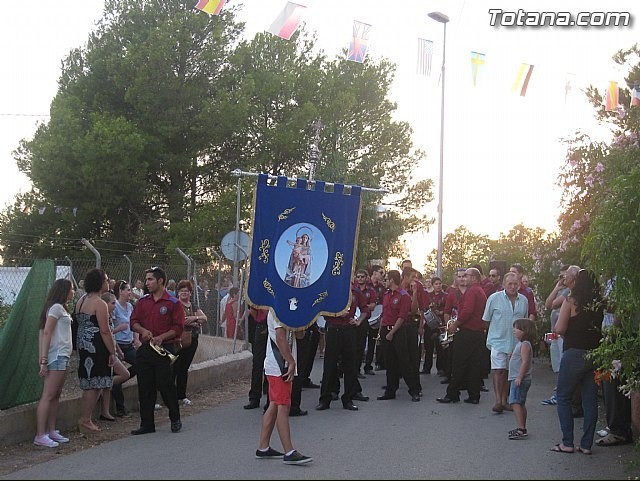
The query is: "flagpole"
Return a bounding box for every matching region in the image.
[230,170,387,193]
[428,11,449,278]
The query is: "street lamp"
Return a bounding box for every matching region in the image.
[428,11,449,278]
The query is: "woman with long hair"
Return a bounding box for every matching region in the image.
[551,269,604,455]
[75,268,117,434]
[34,278,75,447]
[173,280,206,406]
[97,291,131,421]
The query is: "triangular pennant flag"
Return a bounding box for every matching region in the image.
[470,51,485,87]
[22,206,31,215]
[630,82,640,107]
[605,81,619,111]
[38,207,46,215]
[565,72,576,103]
[417,38,433,76]
[194,0,226,15]
[347,21,372,63]
[54,206,62,214]
[72,207,78,217]
[267,2,307,40]
[513,63,534,96]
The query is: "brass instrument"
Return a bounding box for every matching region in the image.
[439,318,459,348]
[149,340,178,364]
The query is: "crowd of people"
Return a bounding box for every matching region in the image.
[34,266,208,447]
[33,259,632,464]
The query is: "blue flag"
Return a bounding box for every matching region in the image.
[246,174,362,329]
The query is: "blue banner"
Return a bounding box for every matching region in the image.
[245,174,362,329]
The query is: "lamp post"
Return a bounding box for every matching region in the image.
[428,11,449,278]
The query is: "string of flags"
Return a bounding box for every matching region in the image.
[23,206,79,216]
[192,1,640,109]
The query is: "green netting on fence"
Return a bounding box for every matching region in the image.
[0,259,55,410]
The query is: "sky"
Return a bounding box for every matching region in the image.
[1,0,638,268]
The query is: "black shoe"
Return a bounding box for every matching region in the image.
[303,382,321,389]
[436,397,459,404]
[171,420,182,433]
[352,393,370,402]
[440,378,450,384]
[290,409,308,417]
[463,398,479,404]
[411,395,421,402]
[283,450,313,465]
[342,402,358,411]
[480,385,489,392]
[131,426,155,435]
[244,401,260,410]
[357,373,366,379]
[115,408,128,417]
[420,369,431,374]
[381,385,387,390]
[364,369,375,375]
[255,447,284,459]
[377,394,396,400]
[331,392,339,401]
[315,402,330,411]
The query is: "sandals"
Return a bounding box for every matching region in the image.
[508,428,528,440]
[550,443,574,453]
[595,433,632,446]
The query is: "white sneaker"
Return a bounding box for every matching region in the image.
[48,430,69,443]
[33,434,59,448]
[180,398,193,406]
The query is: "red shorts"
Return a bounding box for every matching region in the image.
[266,375,292,406]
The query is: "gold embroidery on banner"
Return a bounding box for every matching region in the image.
[263,279,275,297]
[322,213,335,231]
[312,290,328,307]
[332,252,344,276]
[278,207,296,221]
[258,239,270,264]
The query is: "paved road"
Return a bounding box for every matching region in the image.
[2,356,638,479]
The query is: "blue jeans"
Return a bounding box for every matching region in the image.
[556,348,598,449]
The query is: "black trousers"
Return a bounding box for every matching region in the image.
[319,325,359,404]
[355,320,369,372]
[405,322,422,391]
[248,322,269,403]
[173,334,199,400]
[446,330,485,401]
[422,328,445,373]
[112,342,137,412]
[135,343,180,429]
[364,324,379,371]
[603,377,633,440]
[382,326,420,397]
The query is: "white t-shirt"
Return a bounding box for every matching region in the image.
[264,311,297,377]
[46,303,73,360]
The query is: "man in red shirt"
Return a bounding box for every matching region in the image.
[378,270,421,402]
[130,267,185,435]
[437,267,487,405]
[316,282,371,411]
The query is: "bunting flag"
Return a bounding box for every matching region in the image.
[416,38,433,76]
[194,0,226,15]
[72,207,78,217]
[245,174,362,329]
[470,51,485,86]
[513,63,534,96]
[630,82,640,107]
[347,20,372,63]
[564,72,576,103]
[38,207,46,215]
[267,2,307,40]
[605,81,619,111]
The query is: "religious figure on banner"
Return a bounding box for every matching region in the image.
[285,229,313,288]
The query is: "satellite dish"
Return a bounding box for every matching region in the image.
[221,230,250,262]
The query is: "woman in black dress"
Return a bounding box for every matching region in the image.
[76,268,116,433]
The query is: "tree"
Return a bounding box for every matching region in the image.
[1,2,433,269]
[557,44,640,395]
